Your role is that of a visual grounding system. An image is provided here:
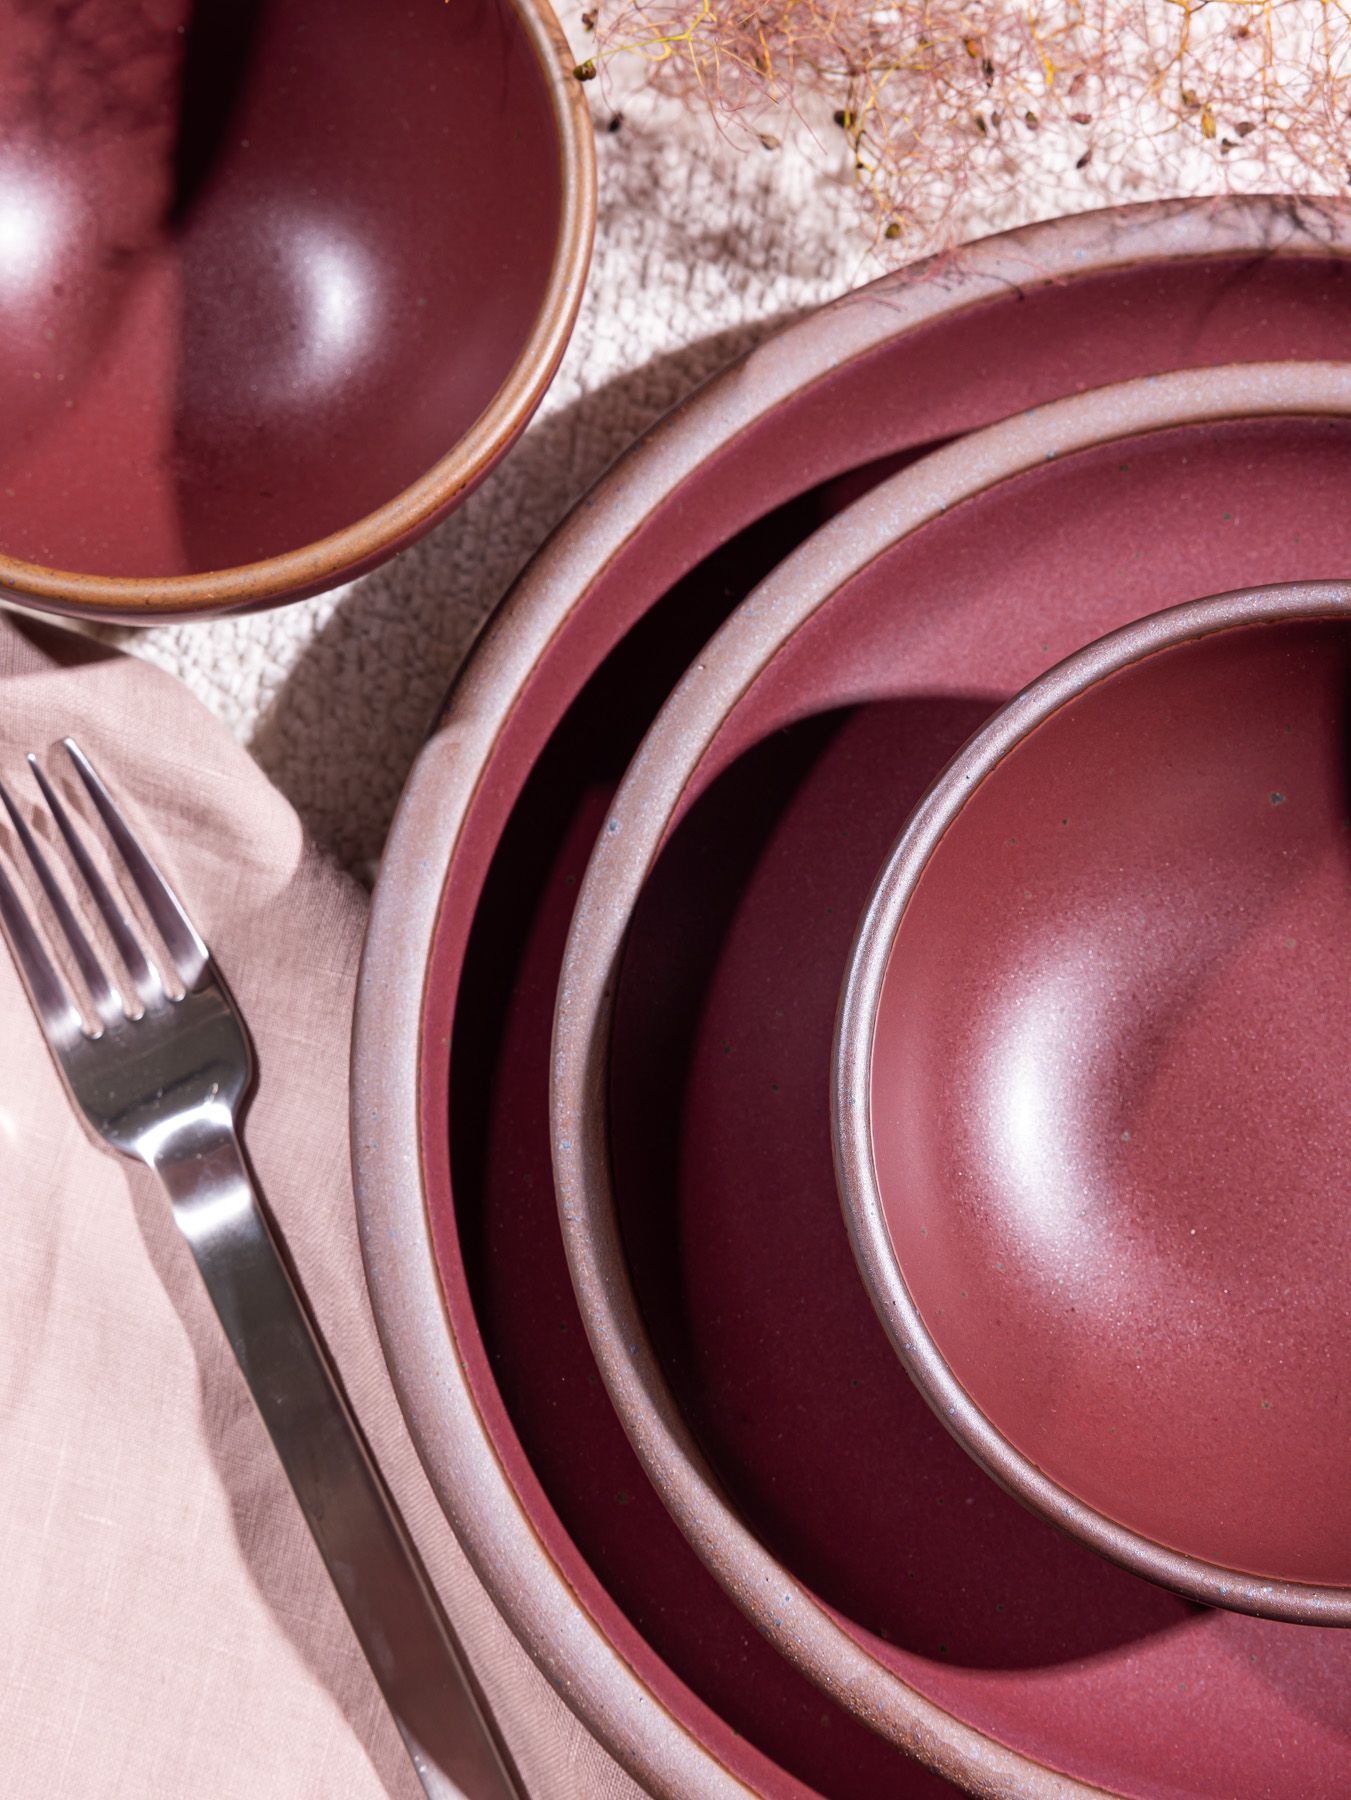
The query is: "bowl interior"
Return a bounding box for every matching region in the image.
[870,609,1351,1585]
[0,0,560,578]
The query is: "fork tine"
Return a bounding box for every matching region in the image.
[0,841,85,1048]
[0,776,122,1023]
[62,739,209,987]
[27,753,164,1010]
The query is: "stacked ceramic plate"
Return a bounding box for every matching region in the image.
[354,196,1351,1799]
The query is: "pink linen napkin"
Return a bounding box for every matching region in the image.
[0,615,641,1800]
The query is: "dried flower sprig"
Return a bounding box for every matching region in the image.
[583,1,1351,249]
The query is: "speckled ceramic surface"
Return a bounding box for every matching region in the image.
[838,586,1351,1617]
[0,0,593,619]
[354,198,1351,1800]
[552,366,1351,1797]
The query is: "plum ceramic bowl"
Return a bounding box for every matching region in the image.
[0,0,593,621]
[835,582,1351,1622]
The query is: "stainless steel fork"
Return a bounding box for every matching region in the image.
[0,739,524,1800]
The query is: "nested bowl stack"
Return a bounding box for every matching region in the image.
[355,198,1351,1799]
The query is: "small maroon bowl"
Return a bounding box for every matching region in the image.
[0,0,593,621]
[834,582,1351,1624]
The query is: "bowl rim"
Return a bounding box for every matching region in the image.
[834,581,1351,1625]
[0,0,596,619]
[354,200,1351,1800]
[547,362,1351,1794]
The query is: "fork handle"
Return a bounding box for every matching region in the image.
[152,1124,525,1800]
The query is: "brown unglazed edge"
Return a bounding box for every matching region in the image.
[353,198,1351,1800]
[548,364,1351,1797]
[835,581,1351,1629]
[0,0,596,621]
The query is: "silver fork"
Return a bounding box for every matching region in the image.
[0,739,523,1800]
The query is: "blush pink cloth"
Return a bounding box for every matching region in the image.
[0,616,642,1800]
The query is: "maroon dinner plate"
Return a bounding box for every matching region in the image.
[354,199,1351,1799]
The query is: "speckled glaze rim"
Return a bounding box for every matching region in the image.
[548,363,1351,1789]
[354,199,1351,1800]
[0,0,595,622]
[835,580,1351,1630]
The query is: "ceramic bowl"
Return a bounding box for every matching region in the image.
[0,0,593,621]
[836,584,1351,1619]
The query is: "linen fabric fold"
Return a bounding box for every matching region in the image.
[0,615,639,1800]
